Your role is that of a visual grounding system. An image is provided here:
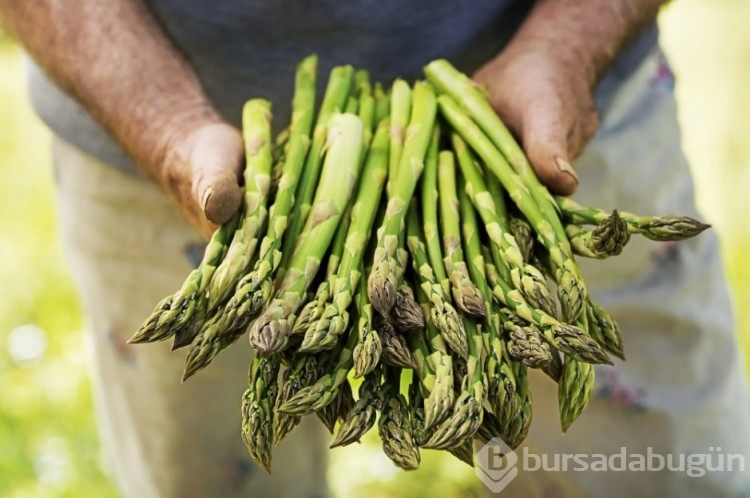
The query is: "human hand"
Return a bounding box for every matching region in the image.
[473,40,599,196]
[156,120,244,239]
[0,0,246,239]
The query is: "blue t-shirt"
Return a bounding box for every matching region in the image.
[27,0,657,175]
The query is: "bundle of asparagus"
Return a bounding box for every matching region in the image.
[130,55,710,472]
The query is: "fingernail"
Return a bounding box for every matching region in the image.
[202,187,213,212]
[555,157,579,184]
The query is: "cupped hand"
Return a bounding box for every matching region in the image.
[473,41,600,196]
[157,121,244,239]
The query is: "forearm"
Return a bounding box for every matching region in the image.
[0,0,221,179]
[510,0,666,89]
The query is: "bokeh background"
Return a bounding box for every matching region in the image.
[1,2,748,496]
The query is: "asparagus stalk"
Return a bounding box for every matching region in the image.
[436,94,587,322]
[388,79,412,191]
[241,354,281,473]
[504,318,554,369]
[565,210,630,259]
[277,325,358,415]
[344,95,358,114]
[356,74,376,148]
[390,283,425,332]
[407,318,453,431]
[223,56,318,329]
[420,316,484,450]
[437,150,486,317]
[317,378,355,434]
[586,297,625,360]
[457,179,496,368]
[408,372,430,446]
[175,100,274,364]
[420,125,447,283]
[504,361,532,450]
[299,118,390,352]
[170,298,208,352]
[293,284,331,336]
[368,81,437,315]
[272,354,321,445]
[509,215,535,263]
[413,131,470,357]
[558,356,595,433]
[458,189,520,430]
[267,129,289,204]
[330,368,384,447]
[379,368,421,470]
[378,316,418,370]
[249,113,364,354]
[353,272,383,378]
[292,202,351,336]
[452,132,555,317]
[406,208,467,358]
[422,281,485,451]
[556,196,711,241]
[180,311,224,381]
[278,65,355,272]
[131,211,239,344]
[484,171,557,320]
[484,259,611,365]
[207,99,274,311]
[374,82,391,124]
[129,295,173,344]
[488,312,521,431]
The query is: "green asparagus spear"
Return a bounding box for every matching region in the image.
[278,65,355,272]
[223,56,318,329]
[249,113,364,354]
[379,368,421,470]
[368,81,437,316]
[558,356,595,433]
[556,196,711,241]
[278,325,358,415]
[437,150,486,317]
[207,99,274,311]
[436,93,587,323]
[565,210,630,259]
[353,273,383,378]
[330,368,384,447]
[241,354,281,473]
[299,118,390,352]
[452,132,555,317]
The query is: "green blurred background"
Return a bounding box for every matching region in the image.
[1,2,748,496]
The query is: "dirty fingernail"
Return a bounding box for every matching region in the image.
[555,157,579,184]
[202,187,213,213]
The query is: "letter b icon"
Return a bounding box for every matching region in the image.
[475,438,519,493]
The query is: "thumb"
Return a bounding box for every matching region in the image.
[189,123,244,225]
[520,110,580,197]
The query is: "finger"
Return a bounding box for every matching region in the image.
[189,125,244,225]
[169,174,218,240]
[520,106,580,196]
[568,99,599,160]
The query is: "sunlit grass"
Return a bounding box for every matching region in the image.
[0,42,118,497]
[1,2,748,496]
